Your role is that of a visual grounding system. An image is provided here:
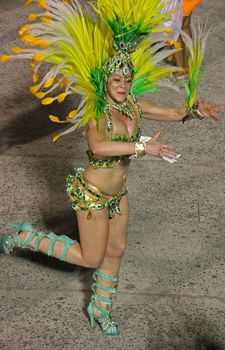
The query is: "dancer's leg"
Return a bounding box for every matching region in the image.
[6,209,110,268]
[173,35,186,77]
[87,195,129,335]
[100,195,129,275]
[173,15,192,79]
[182,14,192,69]
[94,195,129,304]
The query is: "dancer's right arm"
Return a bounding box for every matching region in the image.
[86,118,135,157]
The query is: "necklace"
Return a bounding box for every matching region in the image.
[103,95,137,131]
[104,99,135,120]
[111,100,134,119]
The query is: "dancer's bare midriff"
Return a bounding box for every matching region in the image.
[84,161,129,196]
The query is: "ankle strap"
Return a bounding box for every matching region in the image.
[47,232,75,262]
[17,229,40,249]
[91,271,118,294]
[91,299,110,317]
[93,282,117,294]
[33,231,47,252]
[91,294,112,306]
[93,270,119,283]
[60,235,75,261]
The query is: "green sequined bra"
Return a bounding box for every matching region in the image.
[87,127,141,168]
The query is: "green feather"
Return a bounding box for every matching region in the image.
[90,68,106,127]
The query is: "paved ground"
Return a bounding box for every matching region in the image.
[0,1,225,349]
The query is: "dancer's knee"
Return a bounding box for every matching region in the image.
[106,242,127,259]
[83,255,105,268]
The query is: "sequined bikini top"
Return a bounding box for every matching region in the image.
[87,95,142,169]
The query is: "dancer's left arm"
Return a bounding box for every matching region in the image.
[138,97,222,123]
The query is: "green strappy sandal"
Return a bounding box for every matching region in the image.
[1,223,76,262]
[87,269,120,336]
[1,223,37,254]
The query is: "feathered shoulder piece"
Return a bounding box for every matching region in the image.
[0,0,114,141]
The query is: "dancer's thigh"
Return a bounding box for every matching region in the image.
[107,195,129,254]
[76,208,110,265]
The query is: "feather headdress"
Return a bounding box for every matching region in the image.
[91,0,176,51]
[92,0,180,95]
[0,0,181,141]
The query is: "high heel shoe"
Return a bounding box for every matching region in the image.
[1,223,38,254]
[1,222,76,262]
[87,269,120,336]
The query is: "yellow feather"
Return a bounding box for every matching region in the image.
[25,0,34,7]
[165,28,173,34]
[30,58,37,68]
[52,133,62,143]
[28,14,38,22]
[95,0,173,35]
[38,0,47,9]
[33,71,39,83]
[49,115,61,123]
[21,34,38,45]
[19,24,30,36]
[66,110,78,120]
[11,47,23,54]
[35,92,46,99]
[41,97,55,105]
[40,16,52,24]
[59,78,70,88]
[29,84,40,94]
[57,92,67,103]
[33,53,46,61]
[44,78,55,88]
[36,39,51,49]
[0,55,11,62]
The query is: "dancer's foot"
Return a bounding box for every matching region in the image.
[0,223,36,254]
[1,222,76,262]
[87,299,119,336]
[87,270,120,336]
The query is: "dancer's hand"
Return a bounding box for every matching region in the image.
[146,131,176,158]
[198,97,224,123]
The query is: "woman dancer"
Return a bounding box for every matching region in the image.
[0,0,220,336]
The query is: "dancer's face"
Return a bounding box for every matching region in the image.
[106,68,132,104]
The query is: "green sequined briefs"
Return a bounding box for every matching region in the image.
[66,168,128,219]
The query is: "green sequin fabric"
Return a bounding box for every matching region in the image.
[66,168,127,219]
[104,94,141,124]
[103,49,134,78]
[107,127,141,142]
[86,150,120,168]
[87,127,141,168]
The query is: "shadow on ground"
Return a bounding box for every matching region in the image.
[0,94,82,154]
